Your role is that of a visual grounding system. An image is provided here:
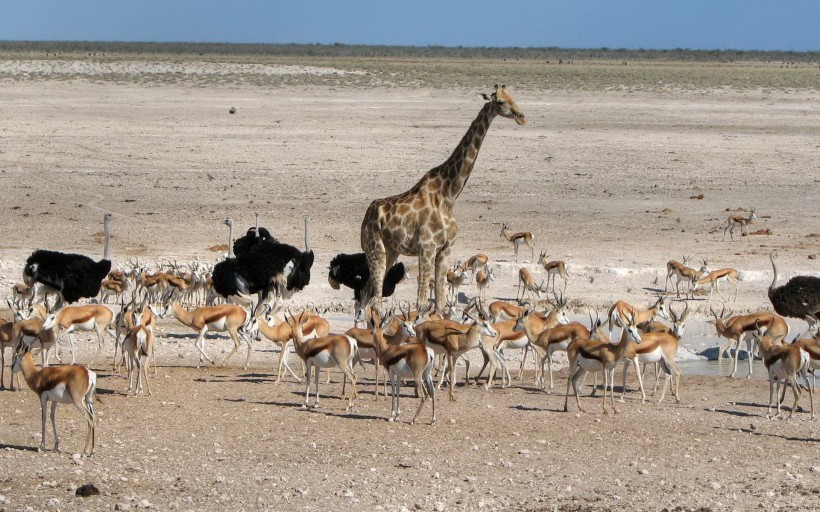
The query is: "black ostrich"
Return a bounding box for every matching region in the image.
[328,252,406,305]
[212,236,314,313]
[768,252,820,323]
[232,213,276,257]
[23,213,113,308]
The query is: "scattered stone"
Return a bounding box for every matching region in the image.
[114,504,132,511]
[810,466,820,474]
[228,107,236,114]
[710,482,722,491]
[76,483,100,497]
[434,501,445,512]
[137,498,153,509]
[749,228,773,236]
[639,469,649,475]
[46,498,60,509]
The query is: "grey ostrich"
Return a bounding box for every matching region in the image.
[768,252,820,324]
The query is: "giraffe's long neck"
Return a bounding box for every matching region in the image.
[426,102,496,206]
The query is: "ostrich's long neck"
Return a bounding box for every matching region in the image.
[254,213,260,238]
[103,216,110,260]
[769,256,779,291]
[227,223,235,258]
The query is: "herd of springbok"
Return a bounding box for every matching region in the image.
[2,240,818,456]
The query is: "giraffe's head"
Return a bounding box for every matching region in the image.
[481,85,526,126]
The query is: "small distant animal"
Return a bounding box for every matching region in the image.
[500,223,534,262]
[722,208,756,241]
[537,251,568,292]
[456,254,489,275]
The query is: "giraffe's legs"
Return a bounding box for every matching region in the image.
[417,246,437,311]
[434,244,453,313]
[362,233,389,314]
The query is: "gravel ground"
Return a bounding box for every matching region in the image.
[0,57,818,511]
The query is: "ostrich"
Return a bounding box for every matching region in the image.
[223,218,236,259]
[23,213,113,309]
[768,252,820,324]
[211,236,314,314]
[328,252,406,318]
[233,213,276,257]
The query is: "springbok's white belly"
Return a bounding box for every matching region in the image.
[390,359,415,380]
[499,336,528,350]
[21,333,40,344]
[768,359,788,379]
[636,347,664,364]
[44,383,73,404]
[207,318,228,331]
[74,319,96,331]
[358,347,376,362]
[578,356,604,372]
[309,350,336,368]
[495,311,515,322]
[425,342,447,356]
[550,339,572,353]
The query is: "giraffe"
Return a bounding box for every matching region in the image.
[360,85,526,315]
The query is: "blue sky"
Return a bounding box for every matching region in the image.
[2,1,818,52]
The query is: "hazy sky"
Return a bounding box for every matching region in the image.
[2,1,818,52]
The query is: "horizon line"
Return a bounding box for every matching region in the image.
[1,40,818,56]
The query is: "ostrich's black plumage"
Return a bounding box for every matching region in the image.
[24,249,111,304]
[212,238,314,304]
[233,227,276,257]
[768,253,820,321]
[328,252,406,302]
[769,276,820,321]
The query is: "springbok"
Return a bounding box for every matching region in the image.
[564,313,643,414]
[500,223,534,262]
[284,310,359,411]
[538,251,568,292]
[12,341,97,456]
[723,208,756,241]
[370,309,436,424]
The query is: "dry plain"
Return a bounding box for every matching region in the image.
[0,53,819,511]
